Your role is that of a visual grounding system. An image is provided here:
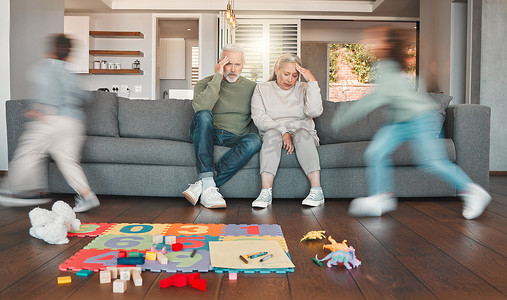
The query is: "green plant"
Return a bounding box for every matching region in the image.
[329,44,377,83]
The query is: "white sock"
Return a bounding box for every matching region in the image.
[201,177,216,191]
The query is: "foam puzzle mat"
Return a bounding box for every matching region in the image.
[60,223,294,274]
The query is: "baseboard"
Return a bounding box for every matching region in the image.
[490,171,507,176]
[0,171,6,177]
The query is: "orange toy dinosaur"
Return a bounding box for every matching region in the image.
[323,236,351,252]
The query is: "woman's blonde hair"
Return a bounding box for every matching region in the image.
[269,53,302,81]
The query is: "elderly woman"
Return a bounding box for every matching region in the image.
[251,53,324,208]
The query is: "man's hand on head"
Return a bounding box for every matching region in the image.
[215,56,230,75]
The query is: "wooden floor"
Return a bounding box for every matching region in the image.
[0,176,506,300]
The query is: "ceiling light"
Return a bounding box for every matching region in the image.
[224,0,238,30]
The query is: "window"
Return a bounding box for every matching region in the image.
[232,19,300,82]
[190,43,199,87]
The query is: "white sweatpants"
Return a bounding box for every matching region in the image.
[9,116,90,194]
[260,128,321,176]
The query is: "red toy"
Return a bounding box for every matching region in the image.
[171,243,183,251]
[159,277,173,288]
[191,279,207,291]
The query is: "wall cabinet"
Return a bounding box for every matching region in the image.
[89,31,144,75]
[64,16,90,73]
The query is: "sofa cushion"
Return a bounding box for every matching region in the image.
[315,94,453,145]
[118,98,195,142]
[84,91,119,137]
[315,100,386,144]
[81,136,259,169]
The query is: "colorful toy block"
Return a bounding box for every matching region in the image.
[159,277,173,288]
[117,250,127,258]
[132,270,143,286]
[190,279,207,291]
[171,242,183,251]
[145,251,157,260]
[171,273,188,287]
[187,273,200,283]
[228,273,237,280]
[156,252,168,265]
[128,252,143,258]
[57,276,72,284]
[76,269,93,277]
[117,257,145,265]
[99,270,111,283]
[113,279,127,293]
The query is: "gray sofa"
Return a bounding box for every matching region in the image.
[6,91,490,199]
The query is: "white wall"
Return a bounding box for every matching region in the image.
[481,0,507,171]
[0,0,10,170]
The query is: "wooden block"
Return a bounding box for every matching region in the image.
[132,270,143,286]
[156,252,168,265]
[106,266,118,278]
[99,270,111,283]
[165,235,176,245]
[228,273,237,280]
[146,251,157,260]
[76,269,93,277]
[128,252,143,258]
[118,266,142,272]
[153,234,164,244]
[119,269,131,281]
[113,279,127,293]
[57,276,72,284]
[159,277,173,288]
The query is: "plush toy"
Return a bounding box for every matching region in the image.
[28,200,81,245]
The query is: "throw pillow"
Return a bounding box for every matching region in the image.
[84,91,119,137]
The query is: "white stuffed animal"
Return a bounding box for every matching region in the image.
[28,200,81,245]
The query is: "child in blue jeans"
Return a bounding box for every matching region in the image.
[332,27,491,219]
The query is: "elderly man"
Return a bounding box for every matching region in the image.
[182,44,261,208]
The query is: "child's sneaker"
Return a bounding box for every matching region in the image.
[73,192,100,213]
[302,188,325,207]
[182,180,203,206]
[252,188,273,208]
[348,193,397,217]
[460,183,491,219]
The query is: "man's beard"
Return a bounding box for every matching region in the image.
[224,72,240,83]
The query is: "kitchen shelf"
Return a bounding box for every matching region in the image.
[89,69,143,75]
[90,31,144,38]
[89,50,144,57]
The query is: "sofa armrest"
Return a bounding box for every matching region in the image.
[6,100,31,161]
[443,104,490,189]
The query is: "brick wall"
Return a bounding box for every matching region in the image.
[329,48,376,102]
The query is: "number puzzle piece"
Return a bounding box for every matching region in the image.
[104,223,169,235]
[221,224,283,237]
[164,223,224,236]
[68,223,115,237]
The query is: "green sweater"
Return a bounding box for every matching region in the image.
[193,73,257,136]
[333,60,438,130]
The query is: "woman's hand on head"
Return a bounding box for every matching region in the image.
[282,132,294,154]
[296,64,316,82]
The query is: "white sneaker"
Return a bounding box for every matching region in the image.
[182,180,203,206]
[302,188,325,207]
[460,183,491,219]
[200,187,226,209]
[348,193,397,217]
[73,192,100,213]
[252,188,273,208]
